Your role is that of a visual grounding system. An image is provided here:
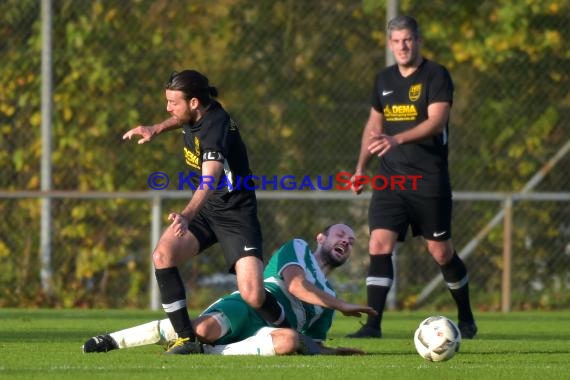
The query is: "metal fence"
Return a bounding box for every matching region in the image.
[2,188,569,311]
[1,0,568,311]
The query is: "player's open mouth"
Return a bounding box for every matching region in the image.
[333,245,345,255]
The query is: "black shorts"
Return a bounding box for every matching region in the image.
[368,189,452,242]
[188,191,263,273]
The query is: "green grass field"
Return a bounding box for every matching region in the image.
[1,309,569,379]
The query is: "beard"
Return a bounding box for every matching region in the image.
[321,246,347,268]
[185,108,199,125]
[174,108,198,125]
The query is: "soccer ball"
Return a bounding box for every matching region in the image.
[413,316,461,362]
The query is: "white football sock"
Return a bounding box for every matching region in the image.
[202,327,277,356]
[109,318,177,349]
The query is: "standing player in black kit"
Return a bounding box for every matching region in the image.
[123,70,288,354]
[346,16,477,339]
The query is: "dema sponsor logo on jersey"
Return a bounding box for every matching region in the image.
[184,146,200,170]
[183,136,201,170]
[383,104,418,121]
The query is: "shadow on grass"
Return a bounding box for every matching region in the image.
[1,330,98,342]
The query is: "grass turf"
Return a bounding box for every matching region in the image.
[1,309,569,379]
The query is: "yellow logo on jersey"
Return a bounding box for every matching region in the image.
[184,147,200,170]
[409,84,422,102]
[184,136,201,170]
[383,104,418,121]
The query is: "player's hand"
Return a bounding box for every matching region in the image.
[122,125,156,144]
[350,172,365,195]
[339,303,378,318]
[168,212,189,237]
[368,133,398,157]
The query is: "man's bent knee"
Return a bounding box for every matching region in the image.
[427,240,454,265]
[369,229,398,253]
[193,314,224,343]
[152,248,173,269]
[152,232,199,268]
[241,290,265,310]
[271,329,298,355]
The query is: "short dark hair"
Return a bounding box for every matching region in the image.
[321,223,349,236]
[322,224,334,236]
[165,70,218,105]
[387,15,420,40]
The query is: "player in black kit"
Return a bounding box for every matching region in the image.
[346,16,477,339]
[123,70,288,354]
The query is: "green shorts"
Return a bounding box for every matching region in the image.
[202,292,269,345]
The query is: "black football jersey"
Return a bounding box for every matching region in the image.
[371,58,453,196]
[181,101,253,202]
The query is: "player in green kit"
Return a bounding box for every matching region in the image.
[83,224,376,355]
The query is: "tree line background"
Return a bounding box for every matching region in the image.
[1,0,568,311]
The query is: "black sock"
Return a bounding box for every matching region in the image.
[440,252,474,322]
[155,267,195,340]
[256,289,290,327]
[365,254,393,329]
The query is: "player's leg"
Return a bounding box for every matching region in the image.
[154,213,215,354]
[427,239,477,338]
[346,228,398,339]
[82,318,176,353]
[202,327,300,356]
[192,312,227,343]
[419,195,477,339]
[213,200,289,327]
[110,318,177,349]
[347,190,404,338]
[233,256,265,309]
[234,256,288,327]
[196,293,269,350]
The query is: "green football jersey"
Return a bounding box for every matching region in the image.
[263,239,336,341]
